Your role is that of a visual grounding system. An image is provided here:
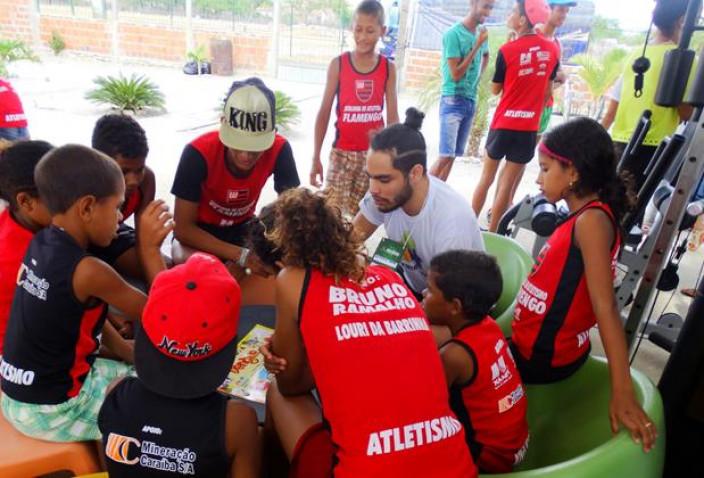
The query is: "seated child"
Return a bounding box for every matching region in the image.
[90,113,155,279]
[511,117,657,451]
[0,144,171,442]
[98,253,261,478]
[423,250,529,473]
[0,140,54,355]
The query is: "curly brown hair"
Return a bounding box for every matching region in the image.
[268,188,366,281]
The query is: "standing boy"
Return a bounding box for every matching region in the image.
[430,0,495,181]
[536,0,576,137]
[310,0,399,216]
[471,0,558,232]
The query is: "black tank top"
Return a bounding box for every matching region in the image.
[98,377,231,478]
[1,226,107,404]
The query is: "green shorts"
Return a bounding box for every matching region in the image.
[1,358,133,442]
[538,105,553,134]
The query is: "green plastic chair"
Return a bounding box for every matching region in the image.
[483,232,533,336]
[480,356,665,477]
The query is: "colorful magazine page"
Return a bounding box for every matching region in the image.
[219,324,274,404]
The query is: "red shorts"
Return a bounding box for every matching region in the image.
[475,435,529,474]
[289,422,335,478]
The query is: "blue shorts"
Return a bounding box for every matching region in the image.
[0,127,29,141]
[439,95,475,158]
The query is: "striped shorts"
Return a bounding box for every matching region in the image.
[1,358,133,442]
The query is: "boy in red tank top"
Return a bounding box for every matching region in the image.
[310,0,399,216]
[423,250,529,473]
[471,0,558,233]
[90,114,155,285]
[0,141,53,354]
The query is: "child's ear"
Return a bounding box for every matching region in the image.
[450,297,464,316]
[77,195,98,221]
[15,192,35,213]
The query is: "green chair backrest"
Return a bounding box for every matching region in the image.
[482,356,665,477]
[482,232,533,335]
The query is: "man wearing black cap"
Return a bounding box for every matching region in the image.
[98,253,261,478]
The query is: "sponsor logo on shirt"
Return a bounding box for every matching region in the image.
[504,110,536,119]
[519,52,532,66]
[491,356,513,389]
[0,358,35,386]
[16,262,50,301]
[537,51,551,62]
[226,189,249,204]
[498,384,525,413]
[105,432,198,475]
[577,330,590,348]
[4,113,26,122]
[355,79,374,103]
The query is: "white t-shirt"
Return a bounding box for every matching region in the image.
[359,176,485,293]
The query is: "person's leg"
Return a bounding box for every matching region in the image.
[488,161,526,232]
[323,148,351,213]
[442,98,475,180]
[0,127,29,141]
[472,153,501,217]
[266,380,323,460]
[431,96,462,181]
[346,150,370,218]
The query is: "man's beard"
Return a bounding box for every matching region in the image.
[377,179,413,213]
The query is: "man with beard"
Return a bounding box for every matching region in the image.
[354,108,484,299]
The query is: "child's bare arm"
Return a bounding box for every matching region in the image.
[440,342,475,387]
[311,58,340,187]
[136,199,173,284]
[385,62,399,125]
[101,320,134,364]
[134,167,156,224]
[73,257,147,321]
[227,401,261,478]
[576,210,657,452]
[271,268,315,396]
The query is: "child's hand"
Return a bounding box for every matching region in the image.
[246,252,276,277]
[609,391,657,452]
[310,158,324,188]
[260,336,287,374]
[138,200,174,250]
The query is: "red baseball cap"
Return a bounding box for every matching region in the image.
[134,253,241,399]
[525,0,551,26]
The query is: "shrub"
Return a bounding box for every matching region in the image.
[0,39,39,76]
[86,73,166,114]
[49,31,66,56]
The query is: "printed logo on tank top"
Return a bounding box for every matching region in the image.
[226,188,250,205]
[105,432,198,475]
[497,384,525,413]
[490,356,513,389]
[355,79,374,102]
[15,261,50,301]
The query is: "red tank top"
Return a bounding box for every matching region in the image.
[189,131,286,226]
[512,201,621,369]
[334,52,388,151]
[120,187,142,222]
[491,34,559,131]
[299,265,476,478]
[449,317,529,472]
[0,80,28,128]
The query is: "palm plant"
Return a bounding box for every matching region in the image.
[274,90,301,131]
[186,44,209,75]
[86,73,165,114]
[571,48,628,118]
[0,39,39,76]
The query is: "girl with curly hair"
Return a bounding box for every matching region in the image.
[260,187,477,478]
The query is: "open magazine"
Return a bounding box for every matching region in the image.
[219,324,274,404]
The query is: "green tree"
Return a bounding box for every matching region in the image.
[589,15,623,44]
[572,48,628,118]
